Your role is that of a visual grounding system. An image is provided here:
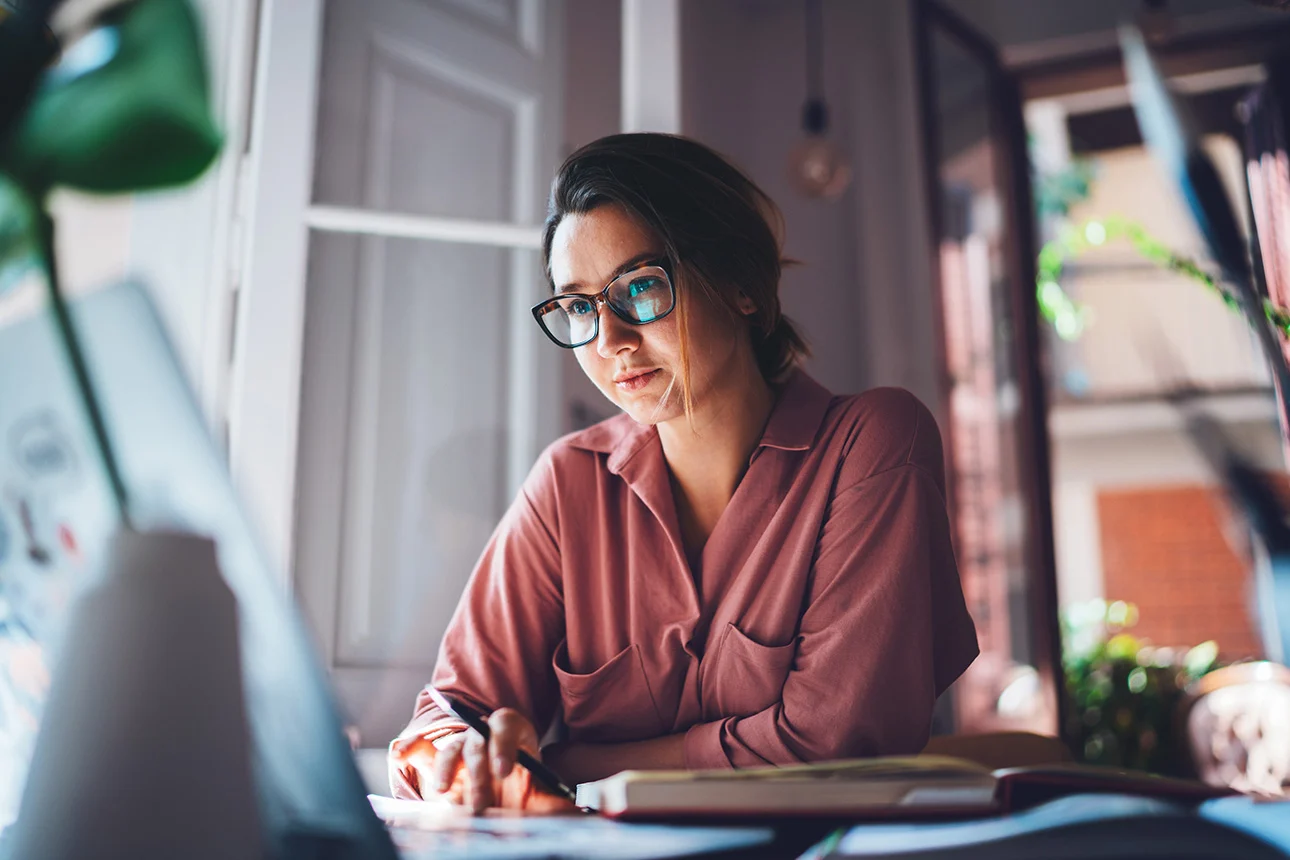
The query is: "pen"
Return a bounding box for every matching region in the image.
[428,687,580,806]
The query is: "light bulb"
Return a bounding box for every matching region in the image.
[789,134,852,199]
[789,99,852,199]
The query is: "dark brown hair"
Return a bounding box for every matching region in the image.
[541,133,809,414]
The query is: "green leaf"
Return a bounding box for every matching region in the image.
[1,0,223,194]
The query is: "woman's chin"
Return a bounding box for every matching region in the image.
[599,376,683,425]
[619,398,682,426]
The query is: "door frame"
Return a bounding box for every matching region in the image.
[913,0,1066,741]
[229,0,324,583]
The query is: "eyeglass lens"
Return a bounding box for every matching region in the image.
[539,267,672,347]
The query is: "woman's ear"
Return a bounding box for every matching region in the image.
[735,291,758,315]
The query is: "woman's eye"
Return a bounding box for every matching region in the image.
[628,277,661,298]
[567,299,594,316]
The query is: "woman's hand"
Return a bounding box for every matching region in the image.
[389,708,574,813]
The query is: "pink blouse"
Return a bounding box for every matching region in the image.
[390,371,978,797]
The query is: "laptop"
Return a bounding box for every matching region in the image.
[0,279,400,857]
[0,279,773,859]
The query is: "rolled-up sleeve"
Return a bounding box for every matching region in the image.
[683,455,979,769]
[388,456,566,797]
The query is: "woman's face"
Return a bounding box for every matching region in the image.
[548,204,749,426]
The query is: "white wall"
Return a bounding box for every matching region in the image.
[564,0,621,154]
[559,0,624,431]
[682,0,940,409]
[48,192,133,296]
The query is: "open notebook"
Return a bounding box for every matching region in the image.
[576,756,1236,820]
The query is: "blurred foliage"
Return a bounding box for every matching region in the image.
[1038,216,1290,342]
[1033,156,1096,220]
[1031,154,1097,341]
[1031,157,1290,343]
[1062,599,1219,776]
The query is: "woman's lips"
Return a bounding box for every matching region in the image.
[615,369,660,392]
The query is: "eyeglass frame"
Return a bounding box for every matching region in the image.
[530,259,677,349]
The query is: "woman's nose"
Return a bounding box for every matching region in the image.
[595,303,639,357]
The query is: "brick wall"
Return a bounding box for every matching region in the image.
[1097,484,1264,660]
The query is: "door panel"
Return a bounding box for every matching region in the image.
[375,63,517,220]
[336,236,512,668]
[313,0,548,220]
[295,0,563,747]
[438,0,527,36]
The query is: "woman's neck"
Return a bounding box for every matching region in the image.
[656,358,775,560]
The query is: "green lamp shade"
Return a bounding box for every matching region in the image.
[2,0,223,194]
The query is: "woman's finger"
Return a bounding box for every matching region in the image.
[428,733,466,796]
[389,734,441,798]
[487,708,538,783]
[389,733,437,766]
[462,728,494,812]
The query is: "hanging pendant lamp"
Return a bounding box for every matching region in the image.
[787,0,851,199]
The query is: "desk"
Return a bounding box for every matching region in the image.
[720,794,1290,860]
[379,795,1290,860]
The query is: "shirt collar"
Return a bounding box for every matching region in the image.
[567,368,834,471]
[564,410,654,475]
[757,369,834,452]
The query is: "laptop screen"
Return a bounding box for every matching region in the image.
[0,280,396,858]
[0,284,113,828]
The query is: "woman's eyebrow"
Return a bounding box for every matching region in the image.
[555,252,662,295]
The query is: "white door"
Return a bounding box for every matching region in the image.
[291,0,566,747]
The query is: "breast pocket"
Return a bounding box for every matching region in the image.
[707,622,799,718]
[553,640,666,742]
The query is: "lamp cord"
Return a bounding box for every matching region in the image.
[801,0,830,134]
[804,0,824,101]
[38,212,133,529]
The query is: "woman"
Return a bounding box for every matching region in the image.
[389,133,978,811]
